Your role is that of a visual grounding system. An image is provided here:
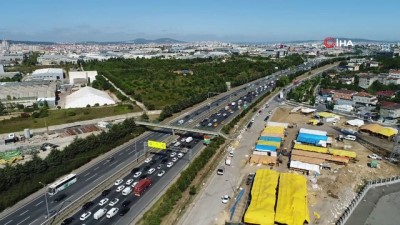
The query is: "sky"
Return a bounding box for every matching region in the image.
[0,0,399,42]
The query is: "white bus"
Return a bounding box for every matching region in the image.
[48,174,77,195]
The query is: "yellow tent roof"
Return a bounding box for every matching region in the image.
[263,126,285,135]
[257,140,281,148]
[275,173,310,225]
[244,169,280,225]
[316,112,339,118]
[361,124,398,137]
[293,143,328,154]
[329,149,357,158]
[308,119,319,125]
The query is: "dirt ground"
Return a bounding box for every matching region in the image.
[257,106,400,225]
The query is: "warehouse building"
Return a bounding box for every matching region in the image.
[65,86,115,108]
[29,68,64,81]
[0,81,56,106]
[68,71,98,85]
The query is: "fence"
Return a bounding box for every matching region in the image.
[229,188,245,221]
[335,175,400,225]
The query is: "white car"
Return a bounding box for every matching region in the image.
[213,119,217,123]
[144,157,152,163]
[207,123,213,127]
[177,153,184,158]
[108,198,119,207]
[157,170,166,177]
[195,123,201,127]
[133,171,142,178]
[221,195,231,204]
[131,181,138,188]
[80,212,92,221]
[114,179,123,186]
[167,162,174,168]
[188,119,194,123]
[172,157,178,162]
[106,207,119,219]
[125,179,134,186]
[368,154,382,160]
[116,185,125,192]
[98,198,109,206]
[147,168,156,174]
[170,152,177,157]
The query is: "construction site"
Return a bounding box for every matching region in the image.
[225,106,400,225]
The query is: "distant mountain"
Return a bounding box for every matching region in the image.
[2,38,185,45]
[7,40,56,45]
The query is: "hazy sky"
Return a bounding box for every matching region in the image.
[0,0,399,42]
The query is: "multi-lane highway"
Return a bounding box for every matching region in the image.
[0,58,326,225]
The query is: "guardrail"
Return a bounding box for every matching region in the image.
[335,176,400,225]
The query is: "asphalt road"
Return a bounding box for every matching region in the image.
[0,58,324,225]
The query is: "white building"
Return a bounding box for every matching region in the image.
[30,68,64,81]
[68,71,98,85]
[358,73,377,89]
[352,92,378,106]
[65,86,115,108]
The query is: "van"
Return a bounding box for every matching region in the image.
[225,157,231,166]
[122,187,132,196]
[93,208,107,220]
[217,166,225,175]
[344,135,356,141]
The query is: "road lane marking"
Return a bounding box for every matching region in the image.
[65,194,74,201]
[91,175,104,184]
[84,172,90,177]
[118,152,124,156]
[94,166,99,171]
[4,220,13,225]
[16,216,30,225]
[109,161,117,167]
[28,218,38,225]
[127,151,133,155]
[35,201,43,206]
[19,210,29,216]
[85,173,98,182]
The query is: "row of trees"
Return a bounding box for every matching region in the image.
[0,119,145,212]
[287,76,321,104]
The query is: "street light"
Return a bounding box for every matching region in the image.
[39,182,50,221]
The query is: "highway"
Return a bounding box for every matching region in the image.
[0,58,325,225]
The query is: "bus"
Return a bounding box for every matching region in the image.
[48,174,77,195]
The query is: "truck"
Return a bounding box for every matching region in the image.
[225,156,231,166]
[185,136,193,143]
[279,91,284,99]
[93,208,107,220]
[134,178,152,196]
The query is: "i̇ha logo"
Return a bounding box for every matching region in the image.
[324,37,354,48]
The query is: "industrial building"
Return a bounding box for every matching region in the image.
[64,86,115,108]
[68,71,98,85]
[0,81,57,106]
[29,68,64,81]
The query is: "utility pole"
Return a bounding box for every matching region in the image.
[39,182,50,220]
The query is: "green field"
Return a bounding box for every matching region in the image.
[0,104,141,133]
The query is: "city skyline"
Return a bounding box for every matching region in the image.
[0,0,399,42]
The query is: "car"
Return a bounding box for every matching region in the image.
[116,185,125,192]
[344,135,356,141]
[109,198,119,207]
[61,217,74,225]
[114,179,123,186]
[174,141,181,147]
[106,207,119,218]
[172,157,178,162]
[213,118,217,123]
[207,123,213,127]
[80,212,92,221]
[188,119,194,123]
[119,207,130,216]
[157,164,164,170]
[157,170,166,177]
[54,193,67,202]
[121,200,131,207]
[125,179,134,185]
[368,154,382,160]
[246,173,255,185]
[221,195,231,204]
[223,113,227,117]
[147,168,156,174]
[131,181,138,188]
[82,201,94,210]
[131,167,140,174]
[167,162,174,168]
[170,152,177,157]
[98,198,109,206]
[217,112,221,116]
[144,157,152,163]
[177,152,184,158]
[217,166,225,175]
[133,171,142,178]
[101,189,111,196]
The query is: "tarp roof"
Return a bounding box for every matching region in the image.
[360,124,398,137]
[266,121,289,128]
[259,136,282,142]
[250,155,277,165]
[346,119,364,127]
[293,144,329,154]
[297,133,328,145]
[65,86,116,108]
[257,140,281,148]
[329,149,357,158]
[275,173,310,225]
[244,169,279,225]
[261,132,284,138]
[291,155,325,165]
[255,144,277,152]
[263,126,285,135]
[301,107,316,114]
[316,112,340,118]
[299,128,328,136]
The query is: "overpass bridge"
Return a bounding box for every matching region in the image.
[135,121,230,139]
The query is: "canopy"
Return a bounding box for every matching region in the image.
[257,141,281,148]
[65,86,116,108]
[308,119,319,125]
[346,119,364,127]
[361,124,398,137]
[275,173,310,225]
[244,169,279,225]
[299,128,327,136]
[263,126,285,135]
[293,144,328,154]
[297,133,328,146]
[255,145,277,152]
[259,136,282,142]
[316,112,340,119]
[266,121,289,128]
[329,149,357,158]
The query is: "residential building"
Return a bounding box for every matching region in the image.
[352,92,378,106]
[380,104,400,119]
[332,89,356,106]
[376,90,396,98]
[346,65,359,71]
[367,61,379,67]
[358,73,378,89]
[382,77,400,85]
[389,69,400,78]
[337,75,354,84]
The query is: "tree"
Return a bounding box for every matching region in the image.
[140,112,149,121]
[0,101,6,116]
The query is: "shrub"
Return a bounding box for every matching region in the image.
[67,111,76,116]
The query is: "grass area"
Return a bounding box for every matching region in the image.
[0,104,141,133]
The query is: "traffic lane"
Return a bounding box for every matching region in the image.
[1,132,169,225]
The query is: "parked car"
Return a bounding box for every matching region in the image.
[125,179,134,186]
[368,154,382,160]
[82,201,94,210]
[98,198,109,206]
[157,170,166,177]
[133,171,142,178]
[80,212,92,221]
[114,179,123,186]
[116,185,125,192]
[167,162,174,168]
[221,195,231,204]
